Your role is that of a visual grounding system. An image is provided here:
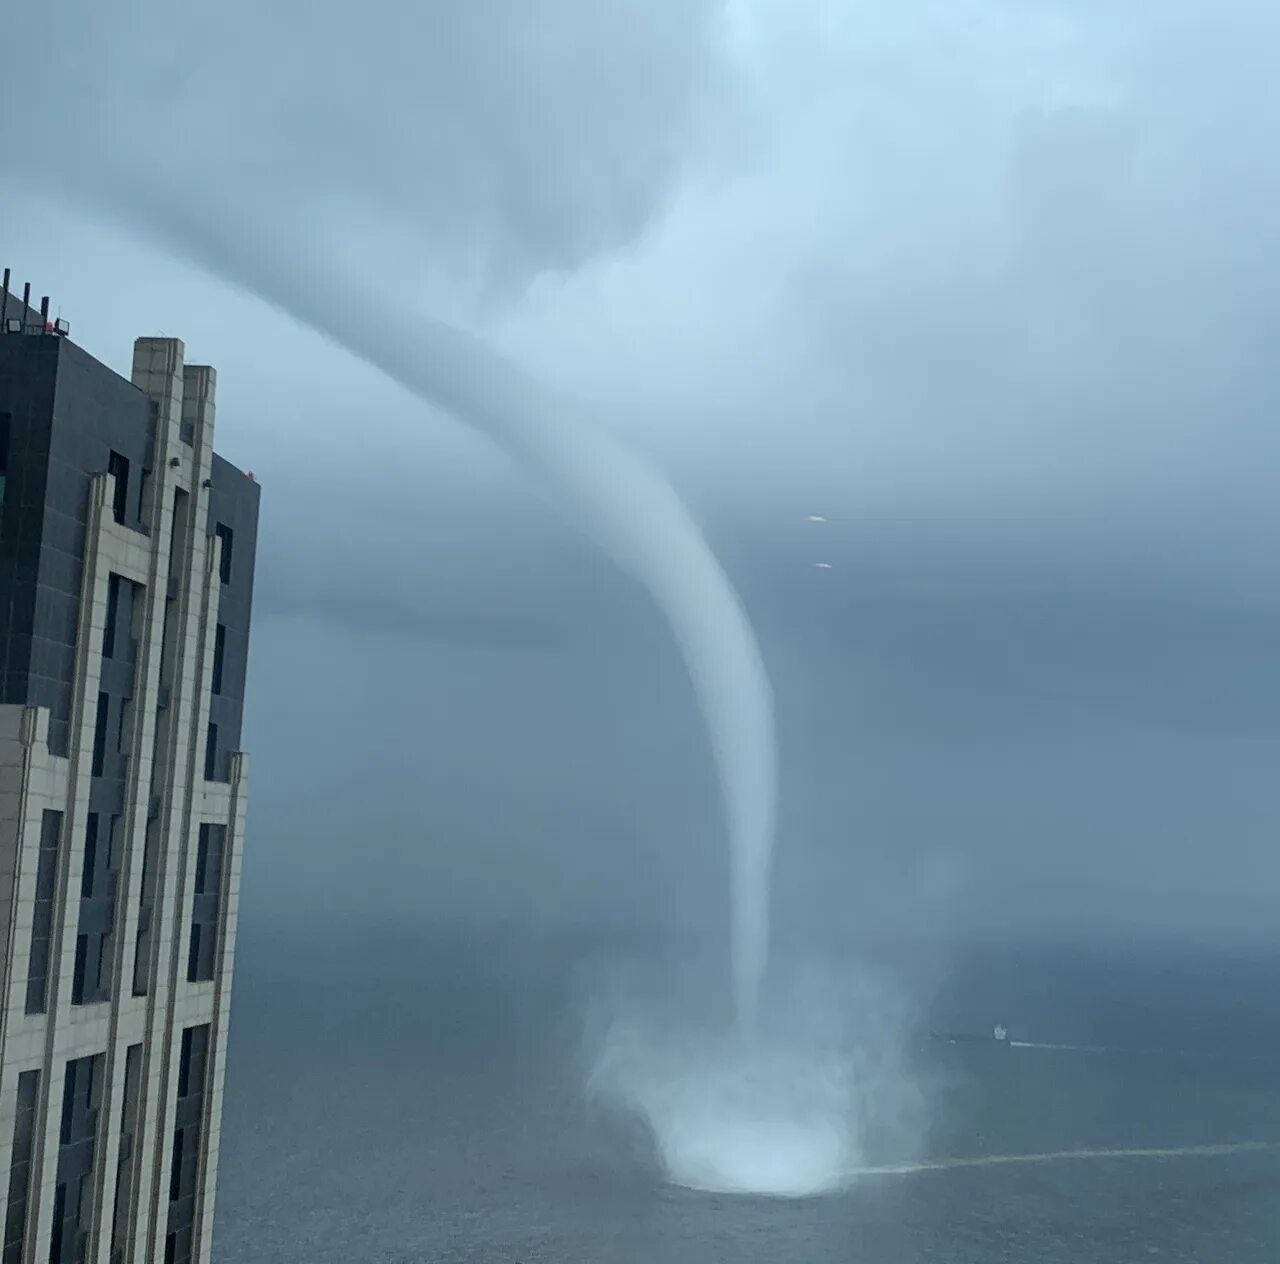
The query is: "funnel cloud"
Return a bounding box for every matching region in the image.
[66,177,778,1030]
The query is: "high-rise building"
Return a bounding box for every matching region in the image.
[0,275,259,1264]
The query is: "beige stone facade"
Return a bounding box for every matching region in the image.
[0,338,251,1264]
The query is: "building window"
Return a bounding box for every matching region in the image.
[104,814,117,873]
[71,931,112,1008]
[214,523,233,584]
[104,574,121,659]
[48,1184,66,1264]
[167,1026,210,1264]
[204,723,218,781]
[188,825,224,983]
[96,935,110,994]
[81,814,99,900]
[132,919,151,999]
[72,935,89,1005]
[193,825,219,896]
[168,1130,184,1203]
[136,466,150,525]
[74,813,116,1007]
[109,1044,143,1262]
[186,925,205,986]
[51,1056,102,1264]
[4,1070,39,1264]
[92,691,110,777]
[177,1025,208,1100]
[108,451,130,525]
[169,488,190,582]
[211,624,226,696]
[133,825,159,998]
[26,810,62,1015]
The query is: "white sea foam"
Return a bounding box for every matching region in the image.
[852,1141,1275,1180]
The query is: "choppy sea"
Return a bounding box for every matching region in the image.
[214,931,1280,1263]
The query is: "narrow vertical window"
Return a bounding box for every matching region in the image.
[186,925,204,984]
[72,935,89,1005]
[214,523,233,584]
[26,810,62,1014]
[211,624,226,696]
[91,692,110,776]
[133,824,159,998]
[204,723,218,781]
[167,1028,209,1260]
[81,814,99,900]
[104,574,121,659]
[4,1070,39,1263]
[188,824,224,984]
[136,466,150,525]
[108,450,130,524]
[51,1056,103,1260]
[168,1130,184,1202]
[109,1044,143,1260]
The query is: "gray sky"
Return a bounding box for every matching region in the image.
[4,1,1279,951]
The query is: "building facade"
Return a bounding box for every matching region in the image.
[0,279,259,1264]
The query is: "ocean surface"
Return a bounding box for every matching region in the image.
[212,930,1280,1263]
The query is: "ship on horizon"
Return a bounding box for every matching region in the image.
[930,1023,1010,1045]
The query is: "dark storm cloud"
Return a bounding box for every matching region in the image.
[727,516,1280,737]
[256,507,636,655]
[5,0,730,295]
[243,410,659,652]
[261,579,580,654]
[4,1,1280,949]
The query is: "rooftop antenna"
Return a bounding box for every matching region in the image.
[1,268,9,327]
[39,296,50,329]
[21,283,31,318]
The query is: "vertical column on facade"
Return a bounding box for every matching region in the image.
[154,365,222,1264]
[90,342,190,1264]
[121,338,197,1264]
[130,352,218,1264]
[73,488,155,1264]
[162,369,222,1029]
[191,746,246,1264]
[0,705,64,1263]
[0,707,37,1024]
[26,471,121,1263]
[0,706,61,1046]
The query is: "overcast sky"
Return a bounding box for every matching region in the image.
[4,1,1279,952]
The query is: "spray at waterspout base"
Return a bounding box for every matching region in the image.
[586,958,921,1199]
[592,1024,853,1197]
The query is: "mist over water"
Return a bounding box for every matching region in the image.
[585,955,927,1196]
[595,1026,855,1196]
